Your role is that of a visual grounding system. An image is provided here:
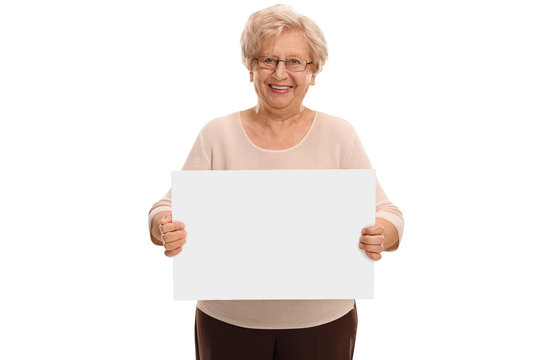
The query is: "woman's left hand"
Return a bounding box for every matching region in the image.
[359,223,385,261]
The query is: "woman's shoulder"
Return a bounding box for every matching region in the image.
[315,110,357,136]
[198,111,239,138]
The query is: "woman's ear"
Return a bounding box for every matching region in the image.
[310,74,316,86]
[250,72,253,82]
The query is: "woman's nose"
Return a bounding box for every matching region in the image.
[273,60,288,78]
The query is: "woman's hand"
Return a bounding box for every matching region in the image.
[359,223,385,261]
[158,212,188,257]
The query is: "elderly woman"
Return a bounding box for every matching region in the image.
[148,4,404,360]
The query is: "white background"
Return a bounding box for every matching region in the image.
[1,0,538,359]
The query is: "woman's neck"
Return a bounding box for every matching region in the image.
[252,103,311,131]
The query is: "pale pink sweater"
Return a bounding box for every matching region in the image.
[148,111,404,329]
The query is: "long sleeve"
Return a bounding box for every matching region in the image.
[147,132,212,244]
[341,129,405,243]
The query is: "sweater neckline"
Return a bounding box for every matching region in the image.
[237,110,319,153]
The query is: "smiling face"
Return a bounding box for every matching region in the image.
[251,30,316,114]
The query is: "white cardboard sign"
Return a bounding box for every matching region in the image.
[172,169,375,300]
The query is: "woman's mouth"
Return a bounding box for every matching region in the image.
[268,84,293,93]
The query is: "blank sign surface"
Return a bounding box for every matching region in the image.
[172,169,375,300]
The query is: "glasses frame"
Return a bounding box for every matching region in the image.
[252,56,314,72]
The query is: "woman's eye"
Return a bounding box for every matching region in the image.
[263,57,276,63]
[288,58,301,64]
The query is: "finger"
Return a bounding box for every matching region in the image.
[164,238,187,251]
[161,221,185,234]
[359,234,385,245]
[362,224,385,235]
[366,251,382,261]
[159,214,172,225]
[164,247,183,257]
[359,243,384,253]
[163,230,187,244]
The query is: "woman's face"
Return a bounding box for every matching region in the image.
[251,30,315,113]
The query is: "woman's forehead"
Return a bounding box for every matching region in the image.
[260,30,309,57]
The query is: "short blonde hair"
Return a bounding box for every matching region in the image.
[240,4,328,75]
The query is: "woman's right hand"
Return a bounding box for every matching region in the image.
[158,212,188,257]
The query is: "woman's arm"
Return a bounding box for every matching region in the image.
[148,131,212,246]
[341,126,405,249]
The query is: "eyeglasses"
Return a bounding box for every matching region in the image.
[252,56,313,72]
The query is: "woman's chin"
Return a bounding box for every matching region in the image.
[266,100,295,110]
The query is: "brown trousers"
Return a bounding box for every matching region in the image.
[195,302,357,360]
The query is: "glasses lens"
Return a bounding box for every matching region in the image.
[285,57,306,71]
[258,56,277,69]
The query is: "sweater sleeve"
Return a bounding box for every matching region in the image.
[147,132,212,245]
[341,129,405,244]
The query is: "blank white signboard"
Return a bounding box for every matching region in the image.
[172,169,375,300]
